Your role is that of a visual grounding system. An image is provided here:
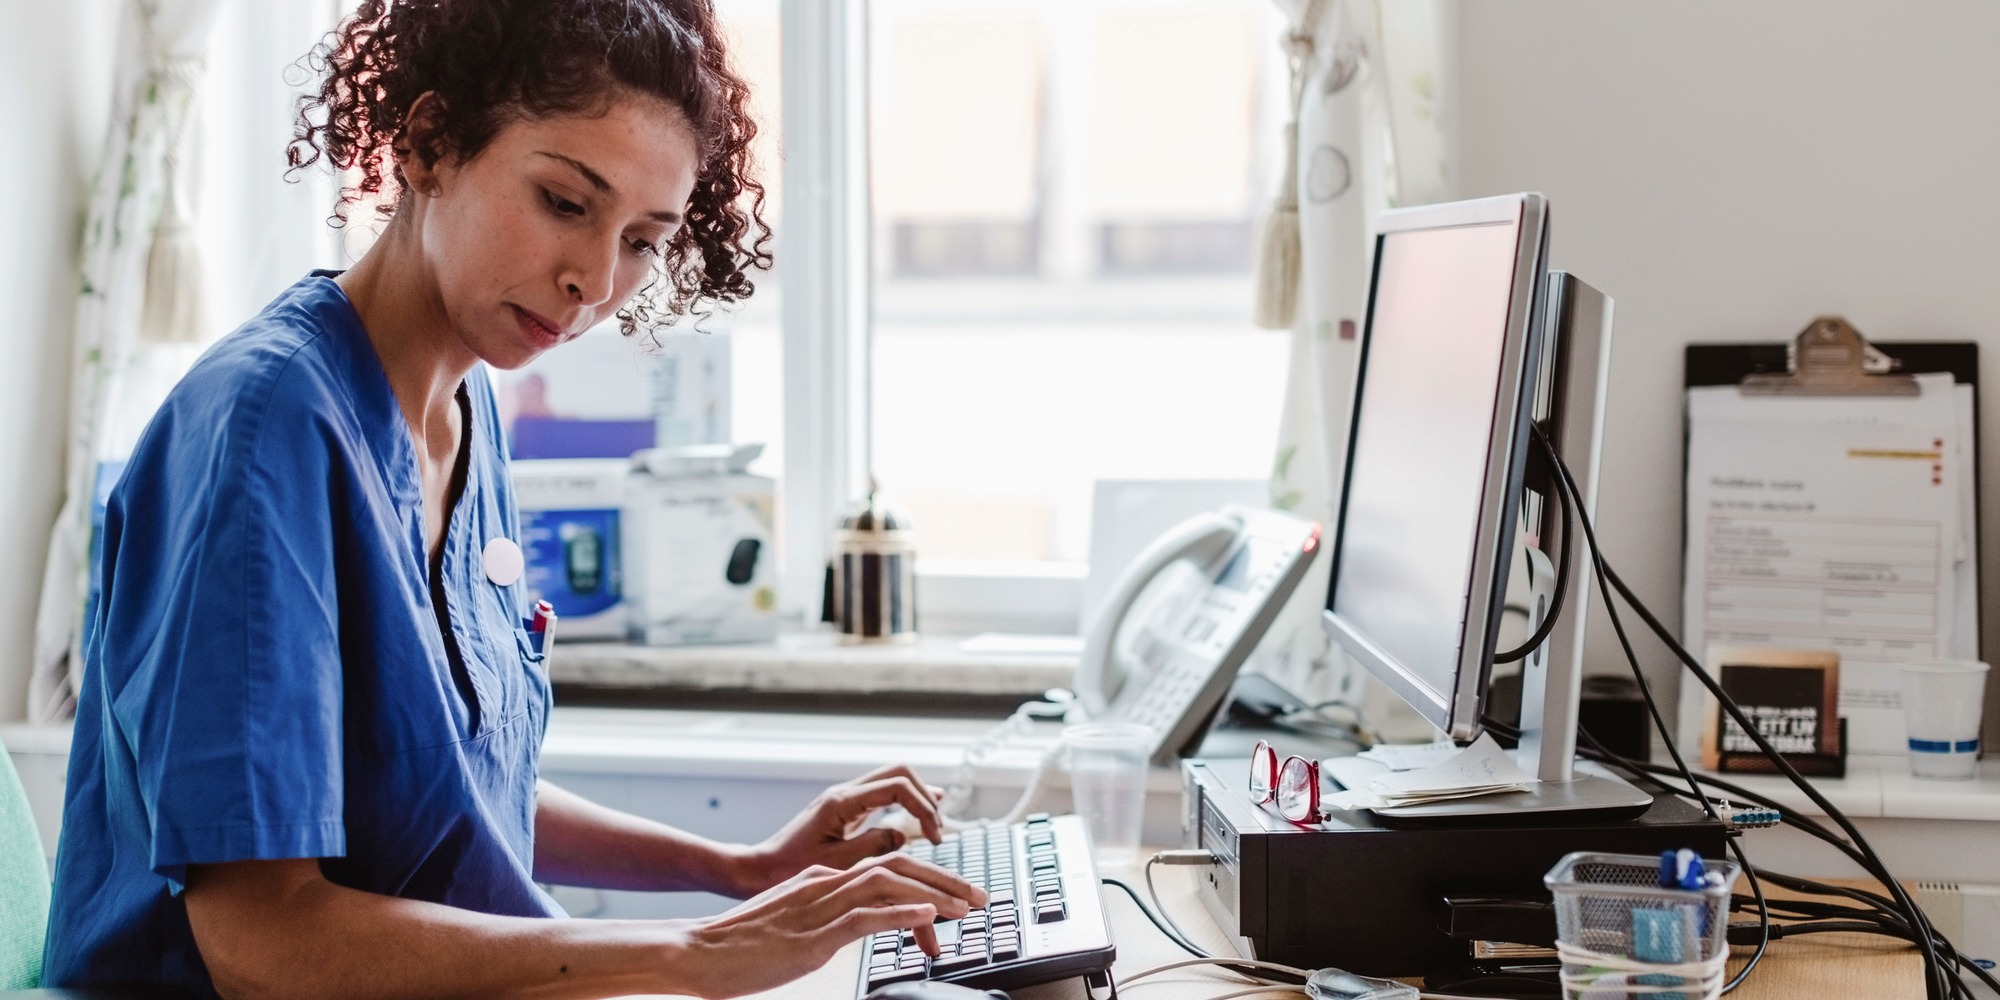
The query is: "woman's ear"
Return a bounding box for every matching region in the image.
[395,91,449,196]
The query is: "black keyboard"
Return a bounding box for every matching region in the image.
[855,813,1116,997]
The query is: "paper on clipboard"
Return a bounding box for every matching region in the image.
[1678,372,1973,756]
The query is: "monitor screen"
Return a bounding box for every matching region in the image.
[1330,219,1528,710]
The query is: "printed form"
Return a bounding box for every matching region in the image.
[1677,373,1969,756]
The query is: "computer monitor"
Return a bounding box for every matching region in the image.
[1322,192,1649,816]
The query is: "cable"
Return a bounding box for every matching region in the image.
[1721,837,1769,992]
[1531,428,1953,999]
[1521,427,1769,991]
[1594,548,1954,1000]
[1102,872,1314,987]
[1120,957,1316,985]
[1578,740,1996,999]
[1102,877,1205,959]
[1147,854,1213,965]
[1745,871,2000,997]
[1183,988,1308,1000]
[1492,456,1569,664]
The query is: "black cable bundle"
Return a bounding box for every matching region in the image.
[1523,425,1990,999]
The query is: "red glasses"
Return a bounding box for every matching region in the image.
[1249,740,1321,824]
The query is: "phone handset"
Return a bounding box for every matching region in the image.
[1072,511,1242,717]
[932,511,1241,830]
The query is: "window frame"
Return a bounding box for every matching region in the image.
[777,0,873,622]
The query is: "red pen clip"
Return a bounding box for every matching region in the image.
[529,600,554,633]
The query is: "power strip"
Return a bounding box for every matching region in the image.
[1916,881,2000,994]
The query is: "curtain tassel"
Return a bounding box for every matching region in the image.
[1253,122,1303,331]
[139,165,207,345]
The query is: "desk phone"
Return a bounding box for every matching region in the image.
[1074,504,1320,762]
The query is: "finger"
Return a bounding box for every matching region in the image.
[853,762,926,787]
[828,904,939,954]
[864,853,986,910]
[862,766,950,811]
[847,765,947,833]
[836,776,944,844]
[911,921,941,957]
[812,865,972,924]
[825,825,907,871]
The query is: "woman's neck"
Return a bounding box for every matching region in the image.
[337,212,478,462]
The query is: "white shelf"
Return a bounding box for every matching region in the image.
[11,717,1994,822]
[548,632,1076,697]
[1693,754,2000,821]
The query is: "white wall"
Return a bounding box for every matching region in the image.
[1456,1,2000,743]
[0,0,118,722]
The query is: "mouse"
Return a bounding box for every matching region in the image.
[861,982,1009,1000]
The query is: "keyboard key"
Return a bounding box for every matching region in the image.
[1036,901,1067,923]
[867,967,926,989]
[929,953,985,976]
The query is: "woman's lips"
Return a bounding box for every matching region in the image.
[511,305,567,347]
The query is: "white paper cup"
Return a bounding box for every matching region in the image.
[1063,721,1153,867]
[1900,661,1988,781]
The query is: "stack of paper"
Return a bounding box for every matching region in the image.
[1326,735,1537,811]
[1355,740,1461,772]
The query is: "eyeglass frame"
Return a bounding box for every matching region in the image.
[1248,739,1322,825]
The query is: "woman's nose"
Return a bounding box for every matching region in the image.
[560,246,617,306]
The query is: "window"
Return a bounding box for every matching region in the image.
[868,1,1293,570]
[501,0,1297,631]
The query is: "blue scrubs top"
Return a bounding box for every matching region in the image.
[44,273,559,993]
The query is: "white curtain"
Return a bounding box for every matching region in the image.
[1255,0,1454,716]
[28,0,226,723]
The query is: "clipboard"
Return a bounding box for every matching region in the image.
[1678,318,1983,758]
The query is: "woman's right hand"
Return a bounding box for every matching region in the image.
[669,852,987,998]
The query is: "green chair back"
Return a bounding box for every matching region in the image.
[0,748,50,988]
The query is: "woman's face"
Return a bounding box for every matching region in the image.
[410,92,700,370]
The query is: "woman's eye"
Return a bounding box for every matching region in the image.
[542,189,584,216]
[627,237,661,257]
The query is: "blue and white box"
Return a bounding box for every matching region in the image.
[512,459,631,639]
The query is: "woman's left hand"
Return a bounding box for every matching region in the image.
[732,763,946,895]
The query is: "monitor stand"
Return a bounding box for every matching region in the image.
[1375,274,1651,821]
[1361,549,1651,820]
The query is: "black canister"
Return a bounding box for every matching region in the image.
[821,487,918,643]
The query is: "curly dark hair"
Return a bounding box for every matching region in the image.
[288,0,773,334]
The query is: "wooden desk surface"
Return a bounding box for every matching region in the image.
[629,863,1923,999]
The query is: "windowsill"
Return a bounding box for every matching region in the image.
[548,631,1078,699]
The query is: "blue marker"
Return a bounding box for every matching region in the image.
[1658,848,1704,890]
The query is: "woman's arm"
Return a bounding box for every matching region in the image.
[185,852,980,1000]
[532,779,758,895]
[535,764,949,897]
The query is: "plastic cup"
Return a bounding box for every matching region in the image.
[1899,661,1989,781]
[1063,721,1153,867]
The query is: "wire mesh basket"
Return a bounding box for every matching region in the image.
[1543,851,1740,1000]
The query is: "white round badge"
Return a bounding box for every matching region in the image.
[482,537,525,587]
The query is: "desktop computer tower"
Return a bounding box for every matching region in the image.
[1180,759,1726,978]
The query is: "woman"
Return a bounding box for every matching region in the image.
[42,1,980,997]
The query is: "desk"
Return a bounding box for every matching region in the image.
[623,861,1921,1000]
